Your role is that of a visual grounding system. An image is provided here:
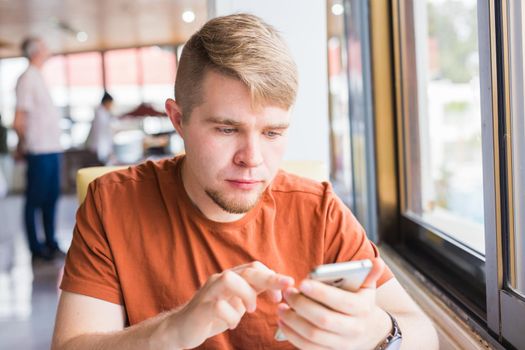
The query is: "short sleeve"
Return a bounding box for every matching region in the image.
[15,75,34,112]
[60,180,123,305]
[322,189,394,287]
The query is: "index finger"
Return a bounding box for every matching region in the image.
[238,266,295,293]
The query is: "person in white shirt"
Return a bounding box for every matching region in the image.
[13,37,64,262]
[85,92,114,164]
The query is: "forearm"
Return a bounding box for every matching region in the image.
[54,311,178,350]
[393,311,438,350]
[13,110,26,140]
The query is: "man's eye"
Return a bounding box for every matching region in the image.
[265,130,282,138]
[218,128,236,134]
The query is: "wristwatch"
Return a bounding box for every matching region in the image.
[374,312,402,350]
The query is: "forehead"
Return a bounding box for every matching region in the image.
[194,70,291,125]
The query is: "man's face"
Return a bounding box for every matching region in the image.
[35,40,50,62]
[167,70,290,217]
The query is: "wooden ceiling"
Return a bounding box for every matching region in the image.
[0,0,208,58]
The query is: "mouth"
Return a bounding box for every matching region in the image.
[226,179,264,190]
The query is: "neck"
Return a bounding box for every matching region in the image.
[30,60,44,69]
[180,159,245,223]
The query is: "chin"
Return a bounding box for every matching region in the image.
[205,188,263,214]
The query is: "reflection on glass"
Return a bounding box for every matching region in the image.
[140,46,177,110]
[67,52,104,147]
[410,0,484,253]
[508,0,525,297]
[0,58,28,125]
[42,55,68,110]
[105,48,141,114]
[327,0,352,207]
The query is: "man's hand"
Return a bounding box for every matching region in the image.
[168,261,294,349]
[277,258,392,350]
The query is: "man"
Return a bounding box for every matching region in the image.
[52,14,438,349]
[85,91,115,164]
[13,37,64,261]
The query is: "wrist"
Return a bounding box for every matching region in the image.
[151,311,182,350]
[366,307,392,349]
[373,311,403,350]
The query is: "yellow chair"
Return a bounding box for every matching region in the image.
[76,160,327,204]
[281,160,328,182]
[76,166,127,204]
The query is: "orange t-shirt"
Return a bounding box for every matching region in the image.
[61,156,393,349]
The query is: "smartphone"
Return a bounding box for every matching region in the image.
[309,259,373,291]
[275,259,373,341]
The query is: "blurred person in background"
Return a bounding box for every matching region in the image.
[0,113,8,197]
[85,91,115,164]
[13,37,64,262]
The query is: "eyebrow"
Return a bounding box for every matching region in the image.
[205,117,290,129]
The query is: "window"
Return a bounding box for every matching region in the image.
[391,0,525,347]
[327,0,353,208]
[408,0,484,254]
[327,0,378,240]
[140,46,177,110]
[393,0,486,324]
[104,48,141,114]
[507,0,525,300]
[0,57,27,126]
[498,1,525,347]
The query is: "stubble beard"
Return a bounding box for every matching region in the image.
[205,188,262,214]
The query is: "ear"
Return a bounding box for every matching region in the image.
[165,98,185,138]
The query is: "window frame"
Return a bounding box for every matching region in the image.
[490,0,525,346]
[391,0,488,321]
[383,0,525,348]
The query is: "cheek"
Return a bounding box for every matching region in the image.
[263,141,287,171]
[188,136,234,167]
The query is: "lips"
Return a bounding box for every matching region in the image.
[226,179,263,190]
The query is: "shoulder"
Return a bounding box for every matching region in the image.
[269,169,335,201]
[94,157,178,191]
[16,68,31,87]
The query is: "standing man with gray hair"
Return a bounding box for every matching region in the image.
[13,37,64,262]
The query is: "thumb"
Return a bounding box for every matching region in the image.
[361,258,385,289]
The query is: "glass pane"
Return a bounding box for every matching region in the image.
[327,0,353,206]
[104,48,141,115]
[140,46,176,110]
[0,57,28,125]
[508,0,525,297]
[67,52,104,146]
[42,55,68,110]
[407,0,484,254]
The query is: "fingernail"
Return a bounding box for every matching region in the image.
[300,281,312,293]
[277,304,287,314]
[248,303,256,313]
[279,276,294,285]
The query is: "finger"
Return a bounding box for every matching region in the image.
[228,296,246,315]
[277,303,345,348]
[237,267,294,293]
[230,261,271,272]
[361,258,385,289]
[264,289,283,303]
[283,288,356,334]
[210,270,257,312]
[214,299,243,330]
[277,318,329,350]
[299,279,375,315]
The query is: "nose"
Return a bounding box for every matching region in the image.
[234,135,263,168]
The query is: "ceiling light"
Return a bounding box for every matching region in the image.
[182,10,195,23]
[331,3,344,16]
[76,31,88,42]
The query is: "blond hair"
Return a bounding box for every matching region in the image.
[175,14,298,118]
